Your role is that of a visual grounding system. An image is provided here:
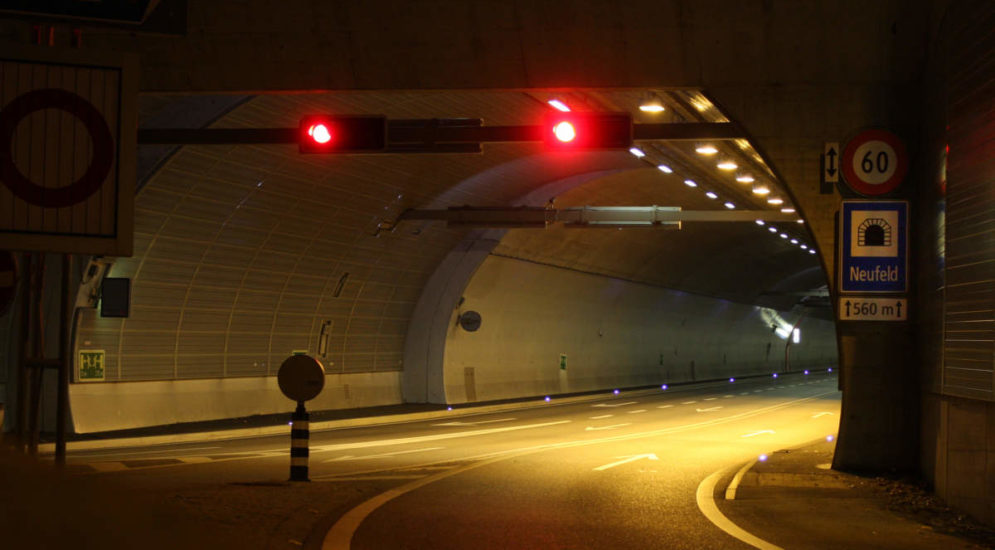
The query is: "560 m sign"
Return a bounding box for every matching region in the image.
[838,297,908,321]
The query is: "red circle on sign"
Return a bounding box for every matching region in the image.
[0,88,114,208]
[0,251,17,317]
[841,129,908,196]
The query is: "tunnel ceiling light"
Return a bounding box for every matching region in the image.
[809,249,816,254]
[684,179,698,187]
[780,233,789,239]
[717,160,738,171]
[705,191,718,199]
[796,219,805,224]
[755,219,765,225]
[629,147,646,158]
[639,94,666,112]
[752,184,771,196]
[695,144,719,155]
[767,197,784,205]
[736,174,755,183]
[781,207,796,213]
[768,226,778,233]
[800,244,808,250]
[790,239,798,244]
[724,202,735,209]
[548,99,571,112]
[657,164,673,174]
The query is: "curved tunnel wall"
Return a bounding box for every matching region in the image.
[438,255,837,404]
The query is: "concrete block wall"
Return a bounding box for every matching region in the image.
[69,371,402,433]
[443,256,836,404]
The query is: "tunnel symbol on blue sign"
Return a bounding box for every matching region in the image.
[850,210,899,258]
[857,219,891,247]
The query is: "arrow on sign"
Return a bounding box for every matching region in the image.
[593,453,659,471]
[823,142,840,192]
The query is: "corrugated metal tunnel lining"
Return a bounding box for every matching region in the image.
[70,88,831,429]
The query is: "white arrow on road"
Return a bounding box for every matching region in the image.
[696,406,723,412]
[593,453,659,471]
[741,430,776,438]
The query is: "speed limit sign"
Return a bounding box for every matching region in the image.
[841,129,908,196]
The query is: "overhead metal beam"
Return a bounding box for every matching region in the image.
[137,121,743,146]
[397,206,799,229]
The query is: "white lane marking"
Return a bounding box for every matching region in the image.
[753,390,763,393]
[725,458,760,500]
[696,406,723,413]
[308,420,571,453]
[681,400,698,405]
[723,395,734,398]
[592,401,638,408]
[741,430,776,438]
[658,405,674,409]
[627,409,648,414]
[585,423,631,431]
[324,391,838,549]
[705,397,718,401]
[323,447,444,463]
[589,414,614,419]
[88,462,128,472]
[433,418,516,427]
[75,445,222,460]
[178,456,213,464]
[811,412,834,419]
[593,453,659,472]
[318,475,427,482]
[740,392,750,395]
[697,467,783,550]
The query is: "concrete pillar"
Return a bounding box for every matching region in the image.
[833,325,919,472]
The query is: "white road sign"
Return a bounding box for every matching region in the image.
[838,297,908,321]
[823,142,839,183]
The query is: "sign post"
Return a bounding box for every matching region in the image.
[277,354,325,481]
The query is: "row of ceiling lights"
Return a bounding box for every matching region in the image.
[547,96,815,255]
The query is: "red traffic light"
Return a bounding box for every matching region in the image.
[543,112,632,150]
[298,115,386,153]
[552,121,577,143]
[307,123,333,144]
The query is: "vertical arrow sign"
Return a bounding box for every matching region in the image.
[823,142,839,194]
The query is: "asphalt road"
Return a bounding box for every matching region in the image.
[53,372,840,549]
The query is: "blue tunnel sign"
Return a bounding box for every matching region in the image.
[839,200,908,293]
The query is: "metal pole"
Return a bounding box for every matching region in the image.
[13,253,31,453]
[289,401,310,481]
[26,254,45,456]
[55,254,71,466]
